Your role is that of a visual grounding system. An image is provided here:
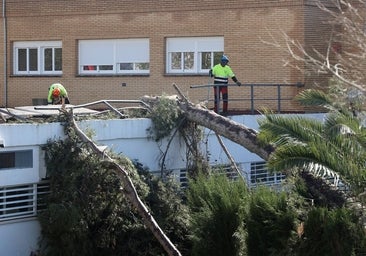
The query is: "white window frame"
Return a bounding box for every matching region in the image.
[79,39,150,75]
[0,147,40,187]
[13,41,62,75]
[166,37,224,74]
[0,149,33,170]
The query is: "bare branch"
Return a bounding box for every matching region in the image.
[262,0,366,93]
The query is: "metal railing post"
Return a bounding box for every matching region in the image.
[215,84,220,113]
[277,84,281,113]
[250,84,254,114]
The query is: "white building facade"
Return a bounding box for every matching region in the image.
[0,113,325,255]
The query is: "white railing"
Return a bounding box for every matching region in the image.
[0,181,50,222]
[158,161,285,189]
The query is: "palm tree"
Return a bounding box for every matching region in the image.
[258,88,366,203]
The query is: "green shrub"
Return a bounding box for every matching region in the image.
[39,137,191,256]
[246,186,297,256]
[186,171,249,256]
[296,207,366,256]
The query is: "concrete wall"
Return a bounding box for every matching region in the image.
[0,112,326,255]
[0,219,41,256]
[0,115,262,256]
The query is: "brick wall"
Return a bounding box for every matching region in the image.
[0,0,333,112]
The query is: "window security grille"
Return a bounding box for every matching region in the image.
[0,181,50,222]
[179,165,239,188]
[250,161,285,187]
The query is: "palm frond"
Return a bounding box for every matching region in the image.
[267,144,347,186]
[258,114,323,147]
[295,89,335,110]
[260,88,366,196]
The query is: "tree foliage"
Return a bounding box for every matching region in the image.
[296,207,366,256]
[147,95,184,141]
[258,88,366,197]
[186,171,249,256]
[39,133,191,256]
[245,186,297,256]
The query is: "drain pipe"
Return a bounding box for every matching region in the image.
[2,0,7,107]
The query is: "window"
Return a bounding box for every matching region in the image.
[166,37,224,74]
[79,39,150,75]
[178,164,238,189]
[0,181,50,222]
[250,161,285,186]
[0,150,33,170]
[13,41,62,75]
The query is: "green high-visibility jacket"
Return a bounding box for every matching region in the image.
[211,64,235,84]
[47,83,68,103]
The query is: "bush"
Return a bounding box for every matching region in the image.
[296,207,366,256]
[186,171,249,256]
[246,186,297,256]
[39,137,191,256]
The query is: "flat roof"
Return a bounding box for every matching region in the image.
[0,105,98,121]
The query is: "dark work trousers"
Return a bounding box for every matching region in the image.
[52,97,70,105]
[213,83,228,113]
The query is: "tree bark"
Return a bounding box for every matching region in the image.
[62,109,182,256]
[171,84,348,206]
[172,83,274,160]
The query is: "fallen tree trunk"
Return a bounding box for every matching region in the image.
[170,84,347,207]
[62,109,182,256]
[172,83,274,160]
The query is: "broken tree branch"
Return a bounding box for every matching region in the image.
[62,108,182,256]
[215,132,246,183]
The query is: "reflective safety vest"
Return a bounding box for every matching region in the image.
[211,64,235,84]
[47,83,68,103]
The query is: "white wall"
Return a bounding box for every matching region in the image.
[0,113,326,255]
[0,219,41,256]
[204,114,265,165]
[77,118,188,171]
[0,122,65,148]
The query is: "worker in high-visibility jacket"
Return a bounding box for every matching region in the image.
[47,82,70,109]
[209,55,242,114]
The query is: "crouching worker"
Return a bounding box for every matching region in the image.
[47,83,70,109]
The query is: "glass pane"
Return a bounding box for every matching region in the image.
[29,48,38,71]
[99,65,113,70]
[17,49,27,71]
[135,63,149,70]
[0,150,32,169]
[184,52,194,70]
[213,51,224,65]
[44,48,53,71]
[201,52,211,69]
[83,65,97,71]
[15,150,33,168]
[120,63,133,70]
[54,48,62,71]
[0,152,15,169]
[171,52,181,70]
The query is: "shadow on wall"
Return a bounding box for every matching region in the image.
[32,98,48,106]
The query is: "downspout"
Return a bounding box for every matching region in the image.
[2,0,7,107]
